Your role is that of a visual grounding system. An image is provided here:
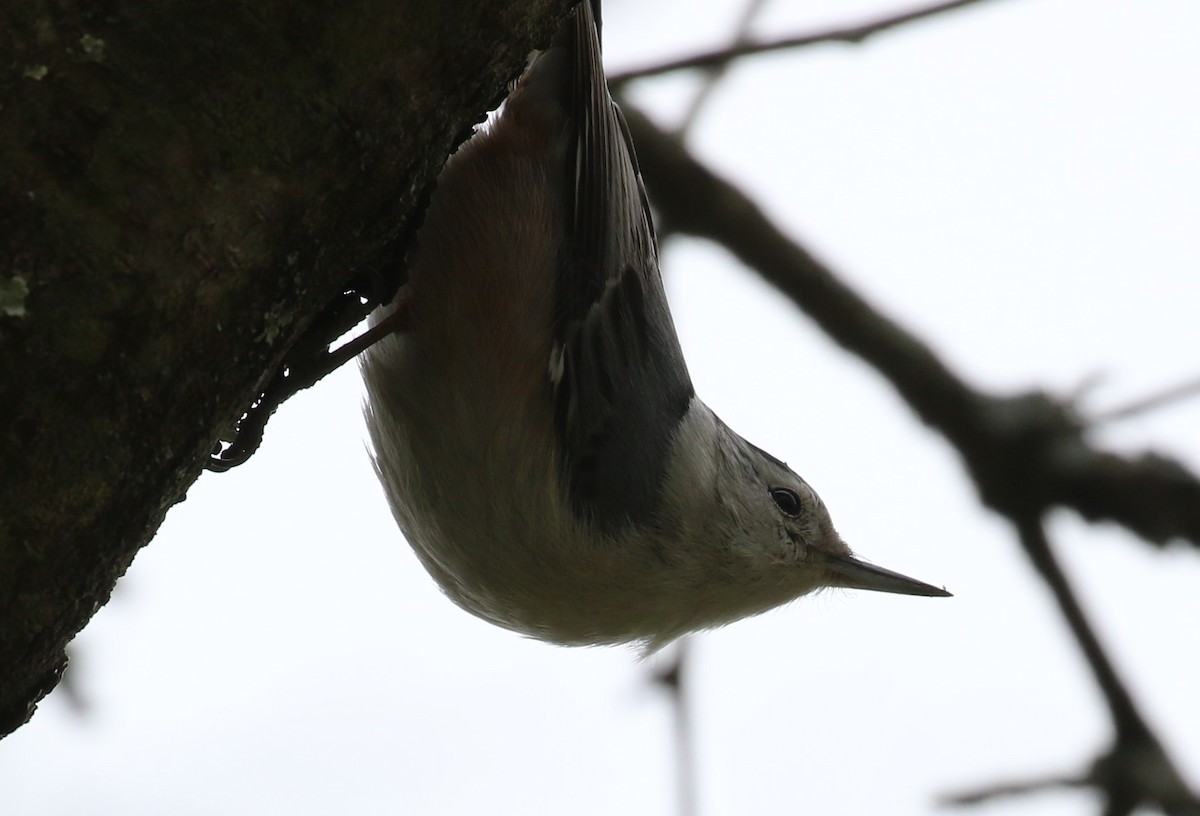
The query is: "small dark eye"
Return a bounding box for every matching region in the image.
[769,487,802,518]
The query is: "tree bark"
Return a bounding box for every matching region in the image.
[0,0,571,738]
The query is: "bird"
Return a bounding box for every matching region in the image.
[360,0,949,651]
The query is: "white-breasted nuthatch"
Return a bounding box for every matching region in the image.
[361,0,949,650]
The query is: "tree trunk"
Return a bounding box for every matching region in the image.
[0,0,570,738]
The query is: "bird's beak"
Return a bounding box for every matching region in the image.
[822,553,952,598]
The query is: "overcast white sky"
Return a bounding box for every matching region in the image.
[3,1,1199,815]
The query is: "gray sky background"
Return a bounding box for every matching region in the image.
[3,1,1198,814]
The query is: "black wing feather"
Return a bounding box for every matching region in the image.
[548,2,695,531]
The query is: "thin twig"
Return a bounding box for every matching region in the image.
[611,0,1002,86]
[942,771,1088,806]
[674,0,771,137]
[1093,374,1200,423]
[651,638,697,816]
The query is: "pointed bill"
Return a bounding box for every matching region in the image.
[823,553,952,598]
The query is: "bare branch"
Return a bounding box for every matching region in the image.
[674,0,771,137]
[621,97,1200,816]
[942,770,1089,807]
[620,104,1200,549]
[1093,374,1200,424]
[952,473,1200,815]
[944,737,1200,815]
[611,0,1004,86]
[1013,515,1152,742]
[650,638,698,816]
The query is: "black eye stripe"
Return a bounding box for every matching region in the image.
[769,487,801,518]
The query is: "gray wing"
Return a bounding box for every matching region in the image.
[548,1,695,532]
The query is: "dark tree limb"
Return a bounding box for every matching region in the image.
[620,103,1200,812]
[621,106,1200,549]
[0,0,573,739]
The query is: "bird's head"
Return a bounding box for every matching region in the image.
[724,436,950,600]
[651,408,949,646]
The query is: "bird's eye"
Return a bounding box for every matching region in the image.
[769,487,802,518]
